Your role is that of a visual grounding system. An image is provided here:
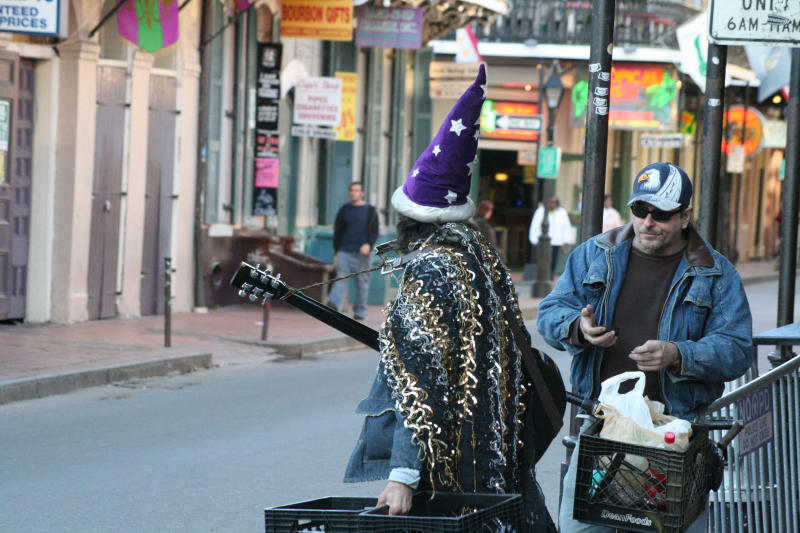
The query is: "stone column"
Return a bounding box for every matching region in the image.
[51,40,100,323]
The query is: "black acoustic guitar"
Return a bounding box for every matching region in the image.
[231,261,580,462]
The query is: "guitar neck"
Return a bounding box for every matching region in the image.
[280,291,380,352]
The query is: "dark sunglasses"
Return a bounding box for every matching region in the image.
[630,203,683,222]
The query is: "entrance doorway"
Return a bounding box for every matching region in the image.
[0,53,34,322]
[477,148,536,267]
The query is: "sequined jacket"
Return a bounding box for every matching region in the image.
[536,223,754,420]
[343,223,533,492]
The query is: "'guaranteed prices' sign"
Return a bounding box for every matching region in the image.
[710,0,800,46]
[0,0,66,37]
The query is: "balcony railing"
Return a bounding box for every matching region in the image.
[474,0,703,47]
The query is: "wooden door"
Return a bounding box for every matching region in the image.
[0,51,19,320]
[8,60,35,319]
[140,75,177,316]
[88,66,126,319]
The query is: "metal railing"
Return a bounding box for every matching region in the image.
[474,0,702,47]
[704,354,800,532]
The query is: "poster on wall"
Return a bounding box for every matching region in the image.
[334,71,357,141]
[571,63,679,131]
[253,42,282,216]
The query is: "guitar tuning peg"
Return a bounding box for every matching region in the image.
[250,265,260,278]
[261,293,273,305]
[238,290,247,298]
[249,293,259,302]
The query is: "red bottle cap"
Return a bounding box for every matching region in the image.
[664,431,676,444]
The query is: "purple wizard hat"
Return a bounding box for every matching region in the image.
[391,64,486,223]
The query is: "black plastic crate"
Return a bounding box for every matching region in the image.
[265,496,377,532]
[574,422,710,533]
[358,491,523,533]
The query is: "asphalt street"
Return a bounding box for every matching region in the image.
[0,279,795,532]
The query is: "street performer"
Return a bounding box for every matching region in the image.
[342,65,556,532]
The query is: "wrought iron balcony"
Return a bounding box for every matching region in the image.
[474,0,703,48]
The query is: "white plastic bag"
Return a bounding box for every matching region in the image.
[597,371,654,430]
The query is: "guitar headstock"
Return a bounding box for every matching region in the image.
[229,262,288,306]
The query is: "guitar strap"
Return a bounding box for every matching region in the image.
[496,282,564,437]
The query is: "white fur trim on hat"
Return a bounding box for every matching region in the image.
[391,187,476,223]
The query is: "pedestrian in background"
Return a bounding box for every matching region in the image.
[472,200,497,247]
[602,193,623,233]
[327,182,379,320]
[529,196,574,279]
[536,162,754,533]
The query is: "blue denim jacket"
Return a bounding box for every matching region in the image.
[343,370,421,483]
[536,224,754,420]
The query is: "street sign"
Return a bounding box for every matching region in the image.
[727,144,746,173]
[481,100,541,141]
[640,133,689,149]
[429,79,472,99]
[736,386,773,456]
[537,146,561,179]
[496,114,541,132]
[291,125,338,139]
[429,61,482,79]
[709,1,800,46]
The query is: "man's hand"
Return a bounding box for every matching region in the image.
[579,304,617,347]
[629,340,680,371]
[377,481,412,515]
[360,243,371,255]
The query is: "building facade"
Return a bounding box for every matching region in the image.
[0,0,201,323]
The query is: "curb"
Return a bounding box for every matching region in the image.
[0,349,212,405]
[742,273,781,286]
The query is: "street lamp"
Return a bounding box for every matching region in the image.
[531,68,565,298]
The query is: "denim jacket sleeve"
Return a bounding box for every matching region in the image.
[536,240,594,356]
[343,371,421,483]
[667,257,755,384]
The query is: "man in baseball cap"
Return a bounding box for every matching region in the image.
[537,161,754,532]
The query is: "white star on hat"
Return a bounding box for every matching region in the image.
[412,168,420,177]
[432,144,441,156]
[473,129,480,141]
[450,118,467,136]
[466,155,478,176]
[445,190,458,203]
[480,84,487,98]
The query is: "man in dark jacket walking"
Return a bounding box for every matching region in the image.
[328,182,379,320]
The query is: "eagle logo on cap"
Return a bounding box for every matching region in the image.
[638,168,662,191]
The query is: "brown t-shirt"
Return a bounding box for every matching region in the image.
[599,246,684,402]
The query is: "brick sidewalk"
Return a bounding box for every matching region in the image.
[0,259,782,404]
